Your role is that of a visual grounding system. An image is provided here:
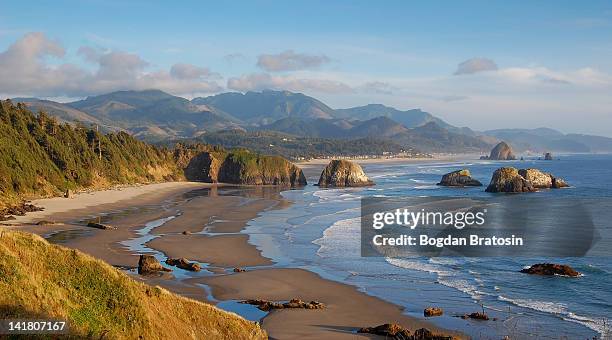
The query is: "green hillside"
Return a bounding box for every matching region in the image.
[0,100,182,210]
[0,230,266,339]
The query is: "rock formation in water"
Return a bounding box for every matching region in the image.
[520,263,580,277]
[483,141,516,160]
[544,152,553,160]
[486,167,569,193]
[165,258,201,272]
[485,167,535,193]
[138,255,171,274]
[437,169,482,187]
[185,150,307,187]
[317,160,374,187]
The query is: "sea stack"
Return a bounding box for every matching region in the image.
[486,141,516,160]
[437,169,482,187]
[485,167,535,193]
[544,152,553,160]
[317,160,374,187]
[486,167,569,193]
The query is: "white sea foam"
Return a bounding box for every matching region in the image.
[313,217,361,257]
[498,296,610,337]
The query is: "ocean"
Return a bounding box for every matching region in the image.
[244,154,612,339]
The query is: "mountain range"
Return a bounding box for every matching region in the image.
[11,89,612,154]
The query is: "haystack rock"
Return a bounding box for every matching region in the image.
[485,167,535,193]
[520,263,580,277]
[317,160,374,187]
[487,141,516,160]
[437,169,482,187]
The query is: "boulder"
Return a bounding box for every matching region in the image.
[461,312,489,320]
[165,258,201,272]
[358,324,411,338]
[488,141,516,160]
[317,160,374,187]
[87,222,116,230]
[485,167,535,193]
[240,298,325,311]
[138,255,171,274]
[233,267,246,272]
[544,152,553,160]
[424,307,444,317]
[437,169,482,187]
[520,263,580,277]
[552,177,569,188]
[518,168,552,188]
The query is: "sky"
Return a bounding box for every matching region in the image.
[1,0,612,136]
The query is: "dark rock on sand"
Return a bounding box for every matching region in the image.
[520,263,580,277]
[485,167,535,193]
[485,141,516,160]
[240,298,325,311]
[461,312,489,321]
[87,222,117,230]
[1,202,44,220]
[138,255,171,274]
[233,267,246,272]
[437,169,482,187]
[165,258,201,272]
[358,323,452,340]
[424,307,444,317]
[317,159,374,187]
[544,152,553,160]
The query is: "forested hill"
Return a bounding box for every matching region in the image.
[0,100,183,210]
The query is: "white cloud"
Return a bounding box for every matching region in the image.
[227,72,353,94]
[455,57,498,75]
[0,32,222,98]
[256,50,330,72]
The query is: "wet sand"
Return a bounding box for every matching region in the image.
[4,179,463,339]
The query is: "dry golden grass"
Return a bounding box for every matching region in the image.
[0,230,266,339]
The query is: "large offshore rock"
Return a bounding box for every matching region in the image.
[317,160,374,187]
[437,169,482,187]
[485,167,535,193]
[520,263,580,277]
[487,141,516,160]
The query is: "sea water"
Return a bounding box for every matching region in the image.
[244,154,612,339]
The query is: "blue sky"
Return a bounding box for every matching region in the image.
[1,1,612,135]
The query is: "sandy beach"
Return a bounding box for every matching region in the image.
[4,163,463,339]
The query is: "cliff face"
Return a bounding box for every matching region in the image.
[487,141,516,160]
[185,150,307,187]
[317,160,374,187]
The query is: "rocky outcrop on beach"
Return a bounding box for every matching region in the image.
[185,150,307,187]
[485,167,535,193]
[520,263,580,277]
[165,258,201,272]
[240,298,325,311]
[317,160,374,187]
[0,202,43,221]
[486,167,569,192]
[358,324,452,340]
[138,255,171,274]
[437,169,482,187]
[87,222,117,230]
[424,307,444,317]
[461,312,489,321]
[482,141,516,160]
